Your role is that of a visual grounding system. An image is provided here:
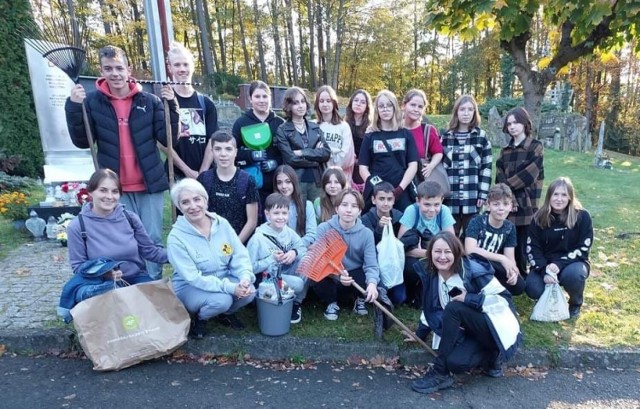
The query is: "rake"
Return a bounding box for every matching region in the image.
[297,230,437,355]
[21,17,98,170]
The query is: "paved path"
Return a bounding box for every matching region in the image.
[0,241,69,330]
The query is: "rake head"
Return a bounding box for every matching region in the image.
[20,17,89,83]
[297,230,347,282]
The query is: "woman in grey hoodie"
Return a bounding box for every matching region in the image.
[167,179,256,338]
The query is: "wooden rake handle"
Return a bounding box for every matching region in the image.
[163,99,177,223]
[81,103,98,170]
[327,260,437,356]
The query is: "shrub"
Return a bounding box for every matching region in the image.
[0,191,30,220]
[478,97,556,118]
[0,171,34,191]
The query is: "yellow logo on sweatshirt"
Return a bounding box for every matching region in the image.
[221,243,233,256]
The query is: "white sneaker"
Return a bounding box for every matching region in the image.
[353,297,368,315]
[324,302,340,320]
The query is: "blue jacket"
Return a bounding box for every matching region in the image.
[415,253,521,361]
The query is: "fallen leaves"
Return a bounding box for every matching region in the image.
[509,364,548,381]
[14,268,30,277]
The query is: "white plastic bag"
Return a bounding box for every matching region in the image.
[376,223,405,288]
[530,283,570,322]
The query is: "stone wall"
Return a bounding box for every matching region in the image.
[485,107,591,152]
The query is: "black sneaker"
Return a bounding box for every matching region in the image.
[290,302,302,324]
[569,305,581,319]
[411,367,455,394]
[216,313,245,330]
[189,317,207,339]
[484,359,504,378]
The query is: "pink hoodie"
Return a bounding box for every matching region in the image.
[96,78,146,192]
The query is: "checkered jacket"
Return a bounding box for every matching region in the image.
[441,128,493,215]
[495,137,544,227]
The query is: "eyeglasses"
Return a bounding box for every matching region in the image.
[377,104,394,111]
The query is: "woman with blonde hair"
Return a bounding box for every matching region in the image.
[358,90,419,211]
[402,89,444,181]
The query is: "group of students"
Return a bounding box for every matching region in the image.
[60,42,593,394]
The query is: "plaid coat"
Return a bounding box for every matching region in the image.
[495,136,544,226]
[441,128,493,215]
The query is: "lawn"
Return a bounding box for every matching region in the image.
[2,148,639,352]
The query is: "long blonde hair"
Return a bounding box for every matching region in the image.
[447,94,481,131]
[369,90,403,132]
[533,177,583,229]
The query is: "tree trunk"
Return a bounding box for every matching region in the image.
[252,0,268,81]
[130,0,147,73]
[584,63,594,143]
[330,0,345,89]
[284,0,299,85]
[214,0,228,72]
[97,0,112,35]
[316,2,327,85]
[270,0,285,85]
[307,0,317,89]
[235,0,253,79]
[194,0,214,76]
[203,0,220,73]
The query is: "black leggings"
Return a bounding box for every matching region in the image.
[433,301,498,374]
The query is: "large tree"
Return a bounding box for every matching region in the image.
[426,0,640,134]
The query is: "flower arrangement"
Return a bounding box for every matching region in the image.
[0,191,30,221]
[59,182,90,206]
[56,212,75,246]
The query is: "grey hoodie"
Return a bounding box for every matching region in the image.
[316,215,380,285]
[168,212,254,294]
[246,222,307,275]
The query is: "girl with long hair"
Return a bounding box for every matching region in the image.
[441,95,492,236]
[525,177,592,318]
[314,167,348,223]
[273,165,317,247]
[345,89,373,192]
[358,90,419,211]
[315,85,355,184]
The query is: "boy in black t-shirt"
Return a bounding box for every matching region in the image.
[464,183,525,295]
[197,131,259,243]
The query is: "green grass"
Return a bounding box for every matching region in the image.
[3,148,639,352]
[213,148,640,351]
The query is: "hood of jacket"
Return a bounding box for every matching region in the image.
[96,77,141,100]
[80,202,128,223]
[171,211,221,238]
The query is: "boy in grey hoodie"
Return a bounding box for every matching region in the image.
[313,188,380,320]
[247,193,308,324]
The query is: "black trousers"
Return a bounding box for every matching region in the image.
[514,225,528,275]
[490,260,526,296]
[312,268,366,305]
[433,301,498,375]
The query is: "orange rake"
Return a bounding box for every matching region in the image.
[298,230,437,356]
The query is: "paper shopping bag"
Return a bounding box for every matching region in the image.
[71,280,190,371]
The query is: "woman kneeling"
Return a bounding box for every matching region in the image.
[167,179,256,339]
[411,231,521,394]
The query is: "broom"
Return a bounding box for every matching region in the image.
[297,230,437,356]
[21,18,98,170]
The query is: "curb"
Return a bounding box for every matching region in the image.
[1,328,639,370]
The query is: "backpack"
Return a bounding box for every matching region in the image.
[77,210,135,251]
[196,92,207,120]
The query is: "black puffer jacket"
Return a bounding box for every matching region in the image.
[65,83,178,193]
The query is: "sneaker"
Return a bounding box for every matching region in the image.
[189,317,207,339]
[411,367,455,394]
[216,313,245,330]
[569,305,581,319]
[324,302,340,321]
[290,302,302,324]
[353,298,368,316]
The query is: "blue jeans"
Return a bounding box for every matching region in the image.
[120,191,165,279]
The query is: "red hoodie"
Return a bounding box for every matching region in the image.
[96,78,146,192]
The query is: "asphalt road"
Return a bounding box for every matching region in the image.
[0,355,638,408]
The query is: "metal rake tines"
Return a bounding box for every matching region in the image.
[21,17,89,83]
